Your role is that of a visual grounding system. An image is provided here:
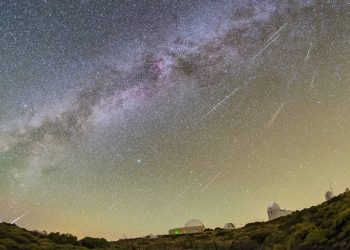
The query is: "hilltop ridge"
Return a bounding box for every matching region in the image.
[1,191,350,249]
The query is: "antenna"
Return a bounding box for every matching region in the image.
[325,179,334,201]
[328,179,334,194]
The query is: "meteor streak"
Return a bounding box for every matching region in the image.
[266,23,287,43]
[11,213,27,224]
[266,102,284,128]
[199,87,241,121]
[251,34,280,61]
[310,70,317,89]
[201,172,221,192]
[304,42,313,64]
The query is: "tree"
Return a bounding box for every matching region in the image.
[79,236,110,248]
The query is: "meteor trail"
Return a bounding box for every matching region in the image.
[201,172,221,192]
[199,87,241,121]
[266,102,284,128]
[200,23,285,123]
[310,70,317,88]
[304,43,313,64]
[266,23,286,43]
[251,34,280,61]
[11,213,27,224]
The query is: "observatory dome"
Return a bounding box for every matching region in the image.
[184,219,204,228]
[224,223,235,229]
[267,202,280,211]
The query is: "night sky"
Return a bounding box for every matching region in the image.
[1,0,350,240]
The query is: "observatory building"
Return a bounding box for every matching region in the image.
[325,190,333,201]
[267,203,292,221]
[145,234,158,239]
[169,219,205,235]
[223,223,235,230]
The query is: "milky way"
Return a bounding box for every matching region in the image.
[1,0,350,239]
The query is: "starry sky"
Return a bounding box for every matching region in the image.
[0,0,350,240]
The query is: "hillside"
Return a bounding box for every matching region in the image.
[111,191,350,250]
[0,224,108,250]
[1,191,350,250]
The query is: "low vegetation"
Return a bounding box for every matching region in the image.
[0,225,109,249]
[1,191,350,249]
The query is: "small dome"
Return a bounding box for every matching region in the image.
[267,202,280,211]
[146,234,158,239]
[224,223,235,229]
[185,219,204,228]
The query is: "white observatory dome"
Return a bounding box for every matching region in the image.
[224,223,235,229]
[184,219,204,228]
[267,202,280,211]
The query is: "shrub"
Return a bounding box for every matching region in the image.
[271,244,287,250]
[230,239,259,250]
[47,232,78,245]
[303,228,327,245]
[286,223,317,250]
[80,236,110,248]
[11,234,31,244]
[0,238,20,248]
[332,208,350,232]
[250,230,270,244]
[264,230,286,246]
[214,229,231,236]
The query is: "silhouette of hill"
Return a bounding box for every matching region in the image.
[0,224,108,249]
[1,191,350,249]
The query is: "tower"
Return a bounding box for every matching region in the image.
[325,191,333,201]
[325,182,334,201]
